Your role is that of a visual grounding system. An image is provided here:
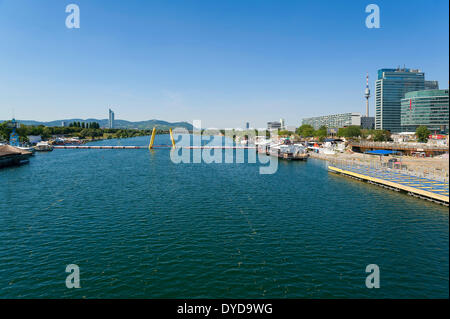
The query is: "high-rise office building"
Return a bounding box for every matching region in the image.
[360,116,375,130]
[108,109,115,129]
[425,81,439,90]
[400,89,449,133]
[375,68,425,133]
[267,121,282,130]
[267,119,286,130]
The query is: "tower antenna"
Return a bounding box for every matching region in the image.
[364,73,370,117]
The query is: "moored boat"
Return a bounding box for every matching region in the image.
[270,143,309,160]
[34,141,54,152]
[257,139,309,161]
[17,146,36,155]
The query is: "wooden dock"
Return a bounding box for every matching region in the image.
[0,145,33,168]
[328,165,449,206]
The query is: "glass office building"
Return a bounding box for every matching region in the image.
[401,89,449,133]
[360,116,375,129]
[425,80,439,90]
[267,121,282,130]
[302,113,361,130]
[375,68,425,133]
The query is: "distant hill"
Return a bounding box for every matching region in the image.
[0,119,193,131]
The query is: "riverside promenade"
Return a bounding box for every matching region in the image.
[310,152,449,182]
[349,141,449,157]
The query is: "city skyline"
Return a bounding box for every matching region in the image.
[0,0,448,128]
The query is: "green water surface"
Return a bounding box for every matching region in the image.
[0,135,448,298]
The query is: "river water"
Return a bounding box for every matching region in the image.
[0,135,448,298]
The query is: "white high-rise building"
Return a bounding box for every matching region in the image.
[109,109,115,129]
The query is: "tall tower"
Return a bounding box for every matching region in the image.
[108,108,115,129]
[364,73,370,117]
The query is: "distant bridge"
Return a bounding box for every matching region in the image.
[53,128,257,150]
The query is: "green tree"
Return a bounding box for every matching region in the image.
[345,126,361,138]
[372,130,391,142]
[416,125,430,143]
[278,130,293,136]
[0,121,12,141]
[337,126,361,138]
[41,127,52,139]
[315,125,327,141]
[337,127,347,137]
[296,124,315,137]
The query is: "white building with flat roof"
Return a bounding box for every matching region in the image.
[302,113,361,130]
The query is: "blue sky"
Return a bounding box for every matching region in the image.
[0,0,448,128]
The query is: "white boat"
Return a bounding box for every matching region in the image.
[34,141,54,152]
[260,141,308,160]
[256,138,272,154]
[319,142,337,155]
[240,139,248,146]
[17,146,36,155]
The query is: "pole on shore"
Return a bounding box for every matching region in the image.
[149,127,156,150]
[169,128,176,148]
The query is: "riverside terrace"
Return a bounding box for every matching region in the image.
[328,160,449,206]
[350,141,449,157]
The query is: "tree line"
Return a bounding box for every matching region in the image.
[294,124,433,142]
[0,120,167,144]
[294,124,392,141]
[68,121,100,129]
[0,120,434,144]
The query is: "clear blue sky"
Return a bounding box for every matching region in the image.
[0,0,448,128]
